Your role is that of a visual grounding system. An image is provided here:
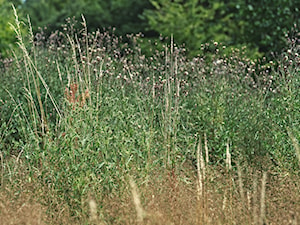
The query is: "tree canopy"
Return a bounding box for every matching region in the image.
[143,0,239,55]
[22,0,152,36]
[0,0,299,58]
[144,0,300,57]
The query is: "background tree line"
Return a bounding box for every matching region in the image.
[0,0,299,58]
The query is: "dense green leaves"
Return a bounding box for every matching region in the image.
[22,0,151,36]
[234,0,300,56]
[22,0,110,32]
[1,0,299,58]
[143,0,237,55]
[144,0,300,57]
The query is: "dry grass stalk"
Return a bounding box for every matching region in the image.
[226,141,232,170]
[259,172,267,225]
[200,145,206,180]
[0,151,3,185]
[247,191,251,211]
[252,175,258,225]
[237,163,245,206]
[129,177,147,223]
[11,6,46,135]
[152,75,156,100]
[204,133,209,164]
[10,5,61,136]
[196,137,204,200]
[196,136,209,224]
[89,199,98,223]
[288,129,300,167]
[222,191,227,211]
[81,14,92,95]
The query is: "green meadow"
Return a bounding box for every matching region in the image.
[0,9,299,224]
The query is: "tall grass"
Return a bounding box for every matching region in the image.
[0,8,299,224]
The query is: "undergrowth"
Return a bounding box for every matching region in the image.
[0,7,299,224]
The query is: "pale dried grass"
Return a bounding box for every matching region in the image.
[0,166,299,225]
[0,191,47,225]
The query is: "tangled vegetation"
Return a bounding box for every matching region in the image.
[0,9,299,224]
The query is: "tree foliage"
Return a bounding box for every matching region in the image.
[234,0,300,55]
[144,0,300,57]
[1,0,299,58]
[22,0,110,32]
[22,0,152,36]
[143,0,237,55]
